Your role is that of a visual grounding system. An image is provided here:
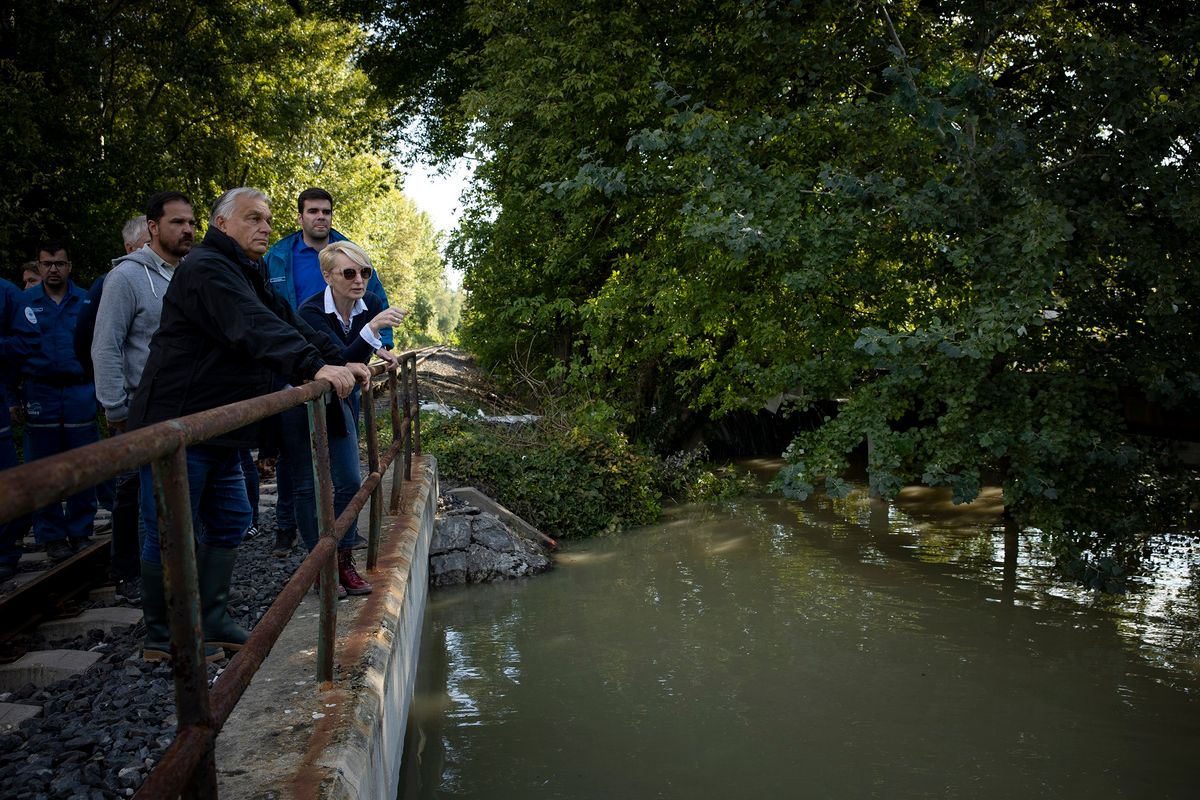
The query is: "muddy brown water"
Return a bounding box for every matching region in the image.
[400,462,1200,798]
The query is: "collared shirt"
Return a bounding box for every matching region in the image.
[324,287,382,349]
[139,242,176,276]
[292,236,325,306]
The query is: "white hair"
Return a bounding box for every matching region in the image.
[122,215,148,248]
[209,187,269,226]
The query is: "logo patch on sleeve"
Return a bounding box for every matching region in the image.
[24,307,37,325]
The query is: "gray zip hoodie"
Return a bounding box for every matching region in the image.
[91,245,176,423]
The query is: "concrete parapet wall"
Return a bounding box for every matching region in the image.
[217,455,437,800]
[318,457,435,799]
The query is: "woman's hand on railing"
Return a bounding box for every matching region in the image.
[314,364,358,399]
[374,348,400,371]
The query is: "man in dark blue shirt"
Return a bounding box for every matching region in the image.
[11,241,99,562]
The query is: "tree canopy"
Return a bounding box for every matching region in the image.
[366,0,1200,584]
[0,0,457,338]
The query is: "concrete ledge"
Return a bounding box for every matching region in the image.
[0,650,102,691]
[316,458,435,799]
[447,486,557,548]
[36,607,143,641]
[217,455,437,800]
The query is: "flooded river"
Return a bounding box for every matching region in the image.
[400,465,1200,798]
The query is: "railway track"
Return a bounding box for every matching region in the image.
[0,518,118,656]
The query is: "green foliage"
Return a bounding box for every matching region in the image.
[1,2,389,278]
[0,0,459,332]
[381,0,1200,586]
[354,0,482,165]
[653,446,755,505]
[421,409,660,538]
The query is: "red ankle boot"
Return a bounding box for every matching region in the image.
[338,549,372,595]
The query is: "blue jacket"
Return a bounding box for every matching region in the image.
[263,228,394,349]
[0,279,24,435]
[11,281,97,424]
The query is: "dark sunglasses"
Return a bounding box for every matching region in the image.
[336,266,373,281]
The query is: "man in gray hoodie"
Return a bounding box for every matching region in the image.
[91,191,196,587]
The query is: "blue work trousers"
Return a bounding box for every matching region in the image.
[139,444,252,566]
[0,432,31,567]
[24,420,99,544]
[278,399,360,552]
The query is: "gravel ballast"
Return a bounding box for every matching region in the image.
[0,510,308,800]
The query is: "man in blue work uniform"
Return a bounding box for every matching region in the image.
[0,277,33,581]
[12,241,99,562]
[263,188,393,556]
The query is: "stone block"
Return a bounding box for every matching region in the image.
[36,607,143,641]
[430,551,467,587]
[472,514,518,553]
[446,486,555,548]
[0,650,102,691]
[431,516,472,554]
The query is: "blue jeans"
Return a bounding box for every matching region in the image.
[279,399,360,552]
[110,468,142,580]
[25,420,99,543]
[240,449,259,526]
[140,444,252,566]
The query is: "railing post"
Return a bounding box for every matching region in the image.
[307,396,337,685]
[364,379,383,571]
[401,356,413,482]
[410,352,421,455]
[388,370,404,514]
[152,444,218,799]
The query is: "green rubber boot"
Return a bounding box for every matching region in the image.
[196,544,249,652]
[140,560,223,663]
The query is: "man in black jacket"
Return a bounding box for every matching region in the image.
[128,186,368,662]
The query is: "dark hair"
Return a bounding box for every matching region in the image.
[145,191,192,223]
[297,187,334,214]
[37,240,69,259]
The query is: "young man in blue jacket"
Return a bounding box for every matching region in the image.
[263,188,393,325]
[263,187,394,557]
[11,241,99,562]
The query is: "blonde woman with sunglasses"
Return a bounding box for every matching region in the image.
[280,241,406,596]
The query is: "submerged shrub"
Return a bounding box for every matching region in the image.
[421,410,661,538]
[654,446,756,504]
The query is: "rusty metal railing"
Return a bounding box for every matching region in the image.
[0,353,422,799]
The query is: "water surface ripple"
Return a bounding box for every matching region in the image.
[401,481,1200,799]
